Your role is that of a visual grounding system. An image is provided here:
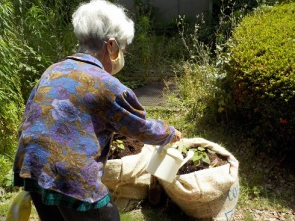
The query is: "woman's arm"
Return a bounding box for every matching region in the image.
[106,88,180,146]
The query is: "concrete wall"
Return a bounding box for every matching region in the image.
[117,0,212,22]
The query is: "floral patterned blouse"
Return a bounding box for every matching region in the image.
[13,53,175,203]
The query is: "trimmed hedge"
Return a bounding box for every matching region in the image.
[224,3,295,153]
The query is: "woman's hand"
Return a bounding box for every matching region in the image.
[171,129,182,143]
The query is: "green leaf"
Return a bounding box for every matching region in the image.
[190,148,198,152]
[182,145,190,153]
[193,159,200,167]
[117,144,125,150]
[202,154,211,165]
[193,153,202,161]
[207,149,216,154]
[218,106,224,112]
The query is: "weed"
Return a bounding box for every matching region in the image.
[109,139,125,157]
[243,211,255,221]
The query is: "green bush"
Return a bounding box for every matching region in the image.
[223,2,295,153]
[0,1,26,161]
[0,156,13,189]
[15,0,78,100]
[0,1,79,167]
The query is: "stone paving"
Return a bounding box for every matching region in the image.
[133,81,177,107]
[133,82,166,106]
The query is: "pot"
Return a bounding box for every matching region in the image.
[146,141,194,183]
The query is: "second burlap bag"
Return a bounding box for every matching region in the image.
[102,144,154,211]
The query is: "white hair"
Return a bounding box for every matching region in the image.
[72,0,134,55]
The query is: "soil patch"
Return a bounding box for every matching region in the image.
[108,134,144,160]
[178,151,228,175]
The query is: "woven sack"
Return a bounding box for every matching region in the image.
[102,144,154,211]
[159,138,239,221]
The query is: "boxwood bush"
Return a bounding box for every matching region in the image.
[223,2,295,154]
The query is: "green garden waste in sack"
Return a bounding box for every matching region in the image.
[158,138,239,221]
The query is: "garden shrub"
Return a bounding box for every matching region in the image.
[0,156,13,189]
[15,0,78,100]
[223,2,295,154]
[0,1,26,164]
[0,1,80,170]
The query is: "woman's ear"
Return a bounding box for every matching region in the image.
[106,39,119,59]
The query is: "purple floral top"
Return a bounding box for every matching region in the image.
[13,53,175,203]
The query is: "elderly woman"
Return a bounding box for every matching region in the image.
[13,0,181,221]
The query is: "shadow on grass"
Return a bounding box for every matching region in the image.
[139,198,196,221]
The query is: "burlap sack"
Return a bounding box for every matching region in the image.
[102,144,154,211]
[159,138,239,221]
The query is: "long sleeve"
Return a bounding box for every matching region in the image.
[106,88,175,146]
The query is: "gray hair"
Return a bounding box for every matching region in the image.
[72,0,134,56]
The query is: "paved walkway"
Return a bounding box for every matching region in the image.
[133,81,177,107]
